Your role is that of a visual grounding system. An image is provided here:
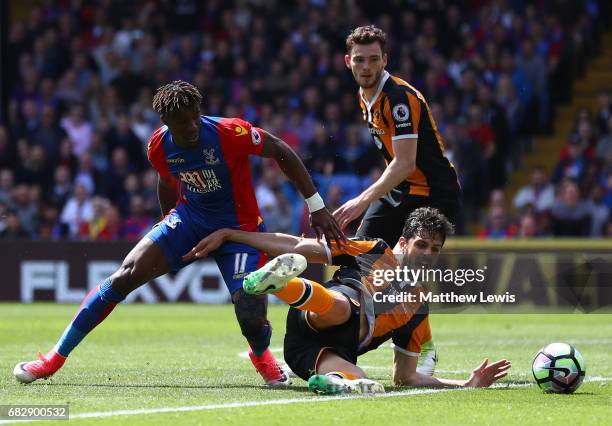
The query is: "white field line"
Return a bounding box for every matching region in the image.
[237,338,612,359]
[2,377,610,424]
[437,338,612,347]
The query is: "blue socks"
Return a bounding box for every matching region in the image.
[54,279,125,357]
[249,322,272,356]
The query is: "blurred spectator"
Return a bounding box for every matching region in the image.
[596,90,611,135]
[553,139,591,184]
[60,182,94,239]
[89,132,110,173]
[515,38,549,133]
[517,213,544,238]
[0,201,8,234]
[478,205,517,239]
[477,82,511,188]
[0,169,15,204]
[595,115,612,165]
[565,121,598,160]
[467,103,496,193]
[129,105,155,146]
[15,145,53,192]
[60,104,93,157]
[305,126,336,174]
[588,186,610,237]
[106,113,146,171]
[550,180,592,236]
[513,166,556,213]
[15,99,40,141]
[604,221,612,238]
[97,205,122,241]
[604,174,612,211]
[74,152,101,196]
[0,209,29,239]
[110,57,149,105]
[30,104,66,164]
[80,196,109,240]
[11,184,39,237]
[58,138,78,175]
[339,125,372,175]
[141,169,160,217]
[103,147,132,203]
[325,184,343,214]
[123,195,152,240]
[117,173,142,217]
[38,204,62,240]
[268,189,294,234]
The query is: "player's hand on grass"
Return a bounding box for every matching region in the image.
[333,196,369,231]
[464,358,511,388]
[182,229,229,261]
[310,208,346,247]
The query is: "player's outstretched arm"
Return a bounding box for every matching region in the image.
[334,138,416,229]
[182,228,329,264]
[259,130,345,246]
[392,350,511,388]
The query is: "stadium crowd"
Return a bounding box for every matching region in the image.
[0,0,611,240]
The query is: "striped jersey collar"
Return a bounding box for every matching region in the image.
[359,70,390,112]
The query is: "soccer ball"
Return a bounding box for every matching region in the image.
[532,343,586,393]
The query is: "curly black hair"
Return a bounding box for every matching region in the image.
[152,80,202,117]
[401,207,454,244]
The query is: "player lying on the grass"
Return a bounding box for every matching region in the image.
[183,207,511,394]
[14,80,344,386]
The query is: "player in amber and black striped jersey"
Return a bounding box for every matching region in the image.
[334,25,462,247]
[186,208,510,394]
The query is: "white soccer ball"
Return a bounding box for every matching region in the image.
[532,342,586,393]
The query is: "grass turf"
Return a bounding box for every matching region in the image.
[1,303,610,425]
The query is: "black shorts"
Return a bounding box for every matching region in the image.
[356,193,461,247]
[283,283,361,381]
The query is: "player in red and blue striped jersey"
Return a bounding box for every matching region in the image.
[14,81,345,386]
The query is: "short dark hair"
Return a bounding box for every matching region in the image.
[346,25,387,55]
[401,207,454,244]
[152,80,202,117]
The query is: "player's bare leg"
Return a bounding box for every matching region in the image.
[14,237,169,384]
[232,289,291,386]
[308,351,385,395]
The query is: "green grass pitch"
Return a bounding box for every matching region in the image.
[1,303,610,425]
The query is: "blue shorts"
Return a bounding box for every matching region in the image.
[146,203,267,295]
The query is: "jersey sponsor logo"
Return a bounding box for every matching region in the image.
[369,126,385,135]
[392,103,410,122]
[395,122,412,128]
[235,125,248,136]
[251,128,262,145]
[178,169,222,194]
[203,148,220,165]
[167,157,186,164]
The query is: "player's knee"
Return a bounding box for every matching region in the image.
[319,294,352,326]
[110,261,143,295]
